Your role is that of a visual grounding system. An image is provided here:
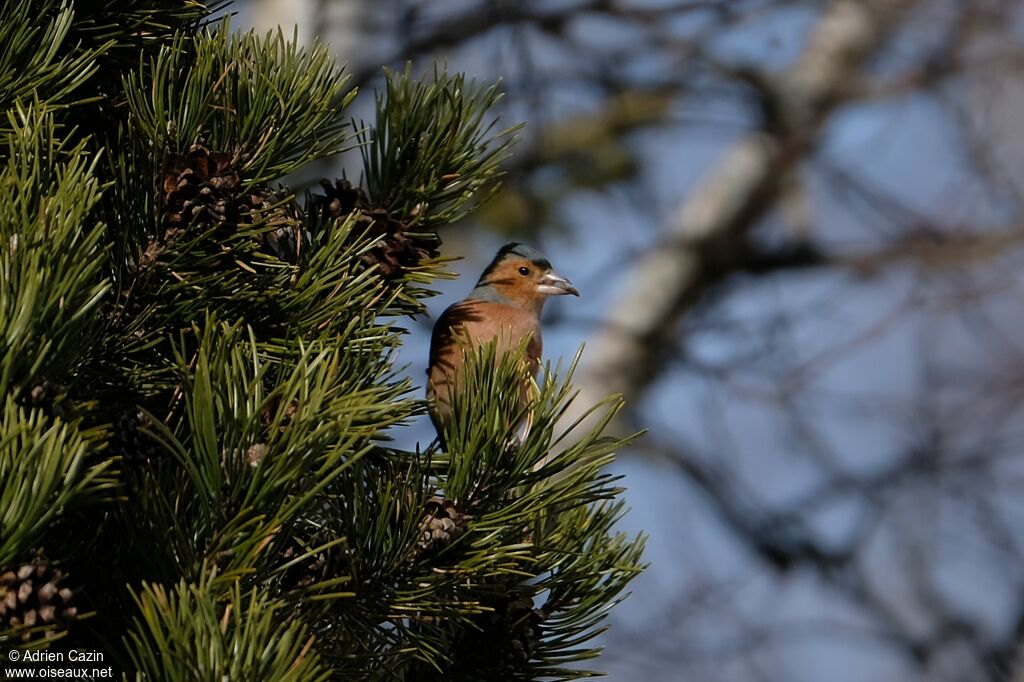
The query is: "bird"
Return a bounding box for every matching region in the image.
[426,243,579,445]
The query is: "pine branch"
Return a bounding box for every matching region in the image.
[66,0,216,69]
[124,23,356,186]
[0,1,105,127]
[124,572,329,682]
[0,397,117,568]
[361,65,520,229]
[308,349,645,679]
[0,2,644,673]
[114,314,414,588]
[0,103,110,402]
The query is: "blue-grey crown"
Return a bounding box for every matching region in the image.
[478,243,551,281]
[502,242,549,263]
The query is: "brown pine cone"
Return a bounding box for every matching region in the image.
[277,542,329,592]
[240,188,304,263]
[160,144,240,232]
[499,595,546,665]
[108,409,161,466]
[312,178,441,278]
[0,561,76,641]
[411,496,472,559]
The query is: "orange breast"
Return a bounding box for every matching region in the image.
[427,300,542,431]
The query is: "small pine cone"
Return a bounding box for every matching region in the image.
[455,592,547,671]
[240,188,304,263]
[278,543,330,592]
[503,595,545,664]
[160,144,240,234]
[261,397,299,436]
[18,380,70,418]
[108,410,161,466]
[312,178,441,278]
[412,496,472,558]
[314,178,368,220]
[0,561,76,641]
[27,380,62,407]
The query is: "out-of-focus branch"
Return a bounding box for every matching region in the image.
[646,438,856,573]
[348,1,605,89]
[737,228,1024,277]
[571,0,916,419]
[648,435,1024,672]
[347,0,727,89]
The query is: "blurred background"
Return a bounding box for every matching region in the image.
[237,1,1024,680]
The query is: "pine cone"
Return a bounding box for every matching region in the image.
[160,144,240,234]
[0,561,76,641]
[149,146,304,269]
[454,592,548,670]
[18,380,70,419]
[240,188,304,263]
[277,542,329,592]
[499,595,545,665]
[108,409,161,466]
[27,380,63,407]
[411,496,471,559]
[261,397,299,436]
[247,442,268,468]
[314,177,368,219]
[313,178,441,278]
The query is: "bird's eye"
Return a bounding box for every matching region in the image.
[518,266,530,276]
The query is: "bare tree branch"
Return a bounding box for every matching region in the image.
[572,0,917,419]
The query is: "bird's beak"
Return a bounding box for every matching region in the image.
[537,271,579,297]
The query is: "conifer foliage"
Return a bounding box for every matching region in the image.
[0,1,645,678]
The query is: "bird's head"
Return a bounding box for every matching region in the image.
[469,243,579,311]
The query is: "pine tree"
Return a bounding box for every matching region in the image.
[0,1,645,678]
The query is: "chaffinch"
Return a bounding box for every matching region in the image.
[427,243,579,443]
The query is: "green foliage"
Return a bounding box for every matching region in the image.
[421,348,646,680]
[0,104,110,400]
[0,102,117,650]
[125,23,356,184]
[0,396,117,567]
[0,2,644,678]
[0,1,103,125]
[294,346,646,680]
[65,0,215,62]
[119,314,412,589]
[361,65,520,228]
[125,574,329,682]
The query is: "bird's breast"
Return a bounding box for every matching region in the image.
[456,301,542,363]
[427,300,545,438]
